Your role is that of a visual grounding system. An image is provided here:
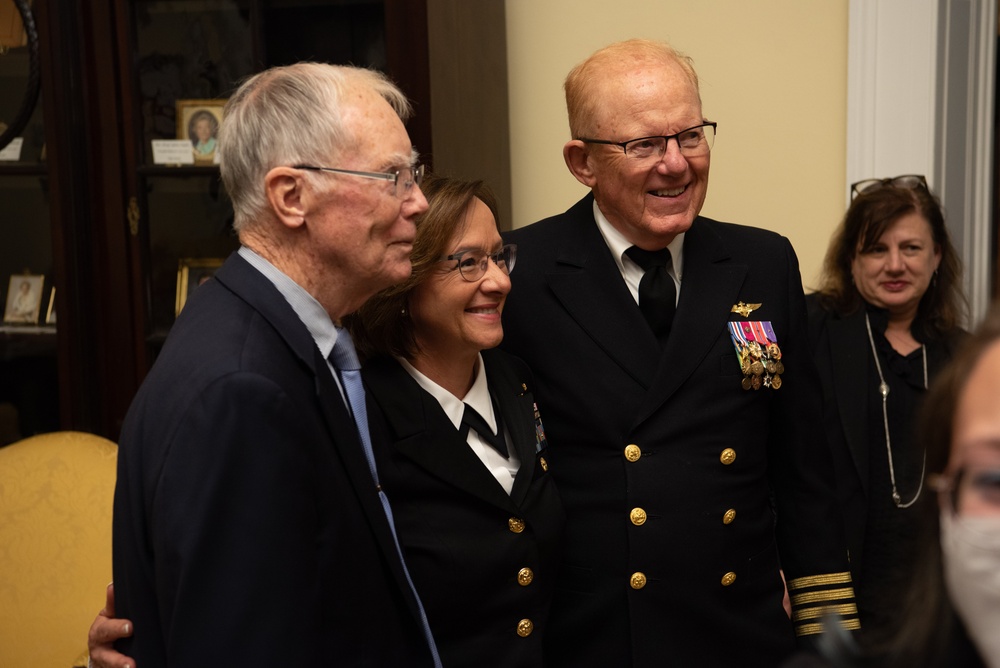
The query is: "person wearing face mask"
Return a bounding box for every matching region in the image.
[806,176,967,640]
[923,305,1000,668]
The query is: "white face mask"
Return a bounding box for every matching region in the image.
[939,511,1000,668]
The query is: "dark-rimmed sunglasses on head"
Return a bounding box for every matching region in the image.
[850,174,927,199]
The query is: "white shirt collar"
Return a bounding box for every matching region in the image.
[396,353,497,433]
[592,200,685,281]
[238,245,341,357]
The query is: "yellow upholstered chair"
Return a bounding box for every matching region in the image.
[0,431,117,668]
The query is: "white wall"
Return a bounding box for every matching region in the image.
[505,0,850,289]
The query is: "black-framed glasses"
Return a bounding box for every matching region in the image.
[578,122,717,160]
[850,174,927,199]
[293,163,424,199]
[440,244,517,282]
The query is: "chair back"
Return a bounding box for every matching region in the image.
[0,431,117,667]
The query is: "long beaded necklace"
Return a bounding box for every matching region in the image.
[864,313,927,508]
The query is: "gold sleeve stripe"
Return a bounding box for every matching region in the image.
[788,572,853,590]
[792,603,859,622]
[795,618,862,637]
[790,587,856,606]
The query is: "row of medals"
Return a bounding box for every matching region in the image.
[739,340,784,390]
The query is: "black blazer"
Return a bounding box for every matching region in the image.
[501,194,854,667]
[804,294,964,588]
[112,252,433,667]
[363,349,565,668]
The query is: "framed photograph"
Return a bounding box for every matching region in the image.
[176,258,224,316]
[176,99,225,164]
[45,287,56,325]
[3,274,45,325]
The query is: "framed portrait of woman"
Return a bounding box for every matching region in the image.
[3,274,44,325]
[176,99,226,164]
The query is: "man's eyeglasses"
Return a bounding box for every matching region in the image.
[293,163,424,199]
[440,244,517,282]
[578,122,717,161]
[850,174,927,199]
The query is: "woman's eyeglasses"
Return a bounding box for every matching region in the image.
[851,174,928,199]
[440,244,517,282]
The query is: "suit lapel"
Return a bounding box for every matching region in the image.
[828,309,871,494]
[485,354,537,506]
[633,218,747,427]
[364,357,517,512]
[214,254,426,625]
[545,196,660,389]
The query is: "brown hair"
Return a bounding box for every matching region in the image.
[564,38,701,140]
[346,173,501,360]
[815,183,965,340]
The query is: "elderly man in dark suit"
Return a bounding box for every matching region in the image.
[110,63,440,666]
[502,39,858,667]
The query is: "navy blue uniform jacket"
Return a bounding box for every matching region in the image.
[112,252,433,666]
[501,194,855,667]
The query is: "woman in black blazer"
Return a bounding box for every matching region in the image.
[806,175,965,643]
[347,173,565,667]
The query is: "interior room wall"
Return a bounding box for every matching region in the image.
[505,0,850,289]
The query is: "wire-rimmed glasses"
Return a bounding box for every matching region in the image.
[850,174,927,199]
[440,244,517,282]
[293,163,424,199]
[578,122,717,161]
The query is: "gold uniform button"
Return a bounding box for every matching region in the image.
[630,572,647,589]
[721,571,737,586]
[720,448,737,465]
[508,517,525,534]
[517,619,534,637]
[629,507,647,526]
[722,508,736,525]
[624,444,642,462]
[517,567,534,586]
[539,457,548,471]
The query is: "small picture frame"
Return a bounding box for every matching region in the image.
[176,258,224,315]
[176,99,225,164]
[45,287,56,325]
[3,274,45,325]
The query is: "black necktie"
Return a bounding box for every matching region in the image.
[625,246,677,344]
[461,402,509,458]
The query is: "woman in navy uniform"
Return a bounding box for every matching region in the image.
[349,174,564,666]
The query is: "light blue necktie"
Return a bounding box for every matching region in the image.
[329,328,442,668]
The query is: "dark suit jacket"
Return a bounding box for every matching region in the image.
[363,349,565,667]
[804,294,964,589]
[112,252,433,667]
[501,194,854,667]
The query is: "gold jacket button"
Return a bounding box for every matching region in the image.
[630,572,647,589]
[508,517,525,534]
[721,571,737,586]
[720,448,737,465]
[629,507,647,526]
[539,457,548,471]
[517,567,534,586]
[517,619,534,637]
[624,444,642,462]
[722,508,737,525]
